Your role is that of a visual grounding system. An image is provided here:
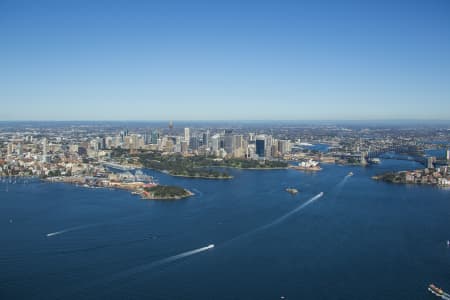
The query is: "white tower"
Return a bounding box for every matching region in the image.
[42,138,48,162]
[184,128,190,145]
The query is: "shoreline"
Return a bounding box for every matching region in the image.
[43,177,195,200]
[288,166,322,172]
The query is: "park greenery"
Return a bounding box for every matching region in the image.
[137,151,288,179]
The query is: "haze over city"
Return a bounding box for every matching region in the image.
[1,0,450,120]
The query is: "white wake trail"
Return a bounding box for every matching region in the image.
[221,192,324,247]
[108,244,214,281]
[46,224,96,237]
[257,192,323,231]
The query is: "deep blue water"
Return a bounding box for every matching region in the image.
[1,160,449,300]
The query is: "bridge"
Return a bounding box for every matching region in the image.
[365,144,427,165]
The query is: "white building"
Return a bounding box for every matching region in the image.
[184,128,190,145]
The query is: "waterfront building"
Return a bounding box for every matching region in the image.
[447,149,450,161]
[427,156,436,169]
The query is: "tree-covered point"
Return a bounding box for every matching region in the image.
[214,158,288,169]
[144,185,190,198]
[373,172,406,183]
[138,152,231,179]
[138,151,288,178]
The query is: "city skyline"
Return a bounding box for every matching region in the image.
[1,0,450,121]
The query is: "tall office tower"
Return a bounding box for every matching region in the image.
[101,137,107,150]
[224,130,234,155]
[151,131,159,144]
[233,135,244,157]
[211,134,220,152]
[42,138,48,162]
[190,137,199,150]
[202,130,209,147]
[447,149,450,161]
[184,128,190,145]
[7,143,13,156]
[255,135,266,158]
[16,143,22,155]
[180,141,188,154]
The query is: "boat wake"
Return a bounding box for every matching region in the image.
[258,192,323,231]
[222,192,324,247]
[46,224,98,237]
[107,244,214,281]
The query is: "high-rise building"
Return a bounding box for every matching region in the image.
[190,137,199,150]
[180,141,188,154]
[427,156,435,169]
[151,131,159,144]
[447,149,450,161]
[224,131,234,155]
[16,143,22,155]
[265,135,273,158]
[42,138,48,162]
[278,140,291,155]
[256,135,265,158]
[184,128,190,145]
[211,134,220,152]
[202,130,209,147]
[7,143,13,156]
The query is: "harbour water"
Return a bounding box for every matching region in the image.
[1,160,449,299]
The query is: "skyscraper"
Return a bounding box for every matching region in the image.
[256,135,265,158]
[211,134,220,152]
[202,130,209,147]
[7,143,13,156]
[42,138,48,162]
[224,130,234,155]
[184,128,190,145]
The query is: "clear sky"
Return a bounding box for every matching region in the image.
[1,0,449,121]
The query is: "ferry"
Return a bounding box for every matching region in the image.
[348,172,354,176]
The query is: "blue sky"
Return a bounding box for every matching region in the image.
[1,0,449,120]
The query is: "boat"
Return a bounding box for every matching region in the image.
[348,172,354,176]
[428,284,444,296]
[285,188,299,195]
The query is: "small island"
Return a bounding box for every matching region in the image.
[141,185,193,200]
